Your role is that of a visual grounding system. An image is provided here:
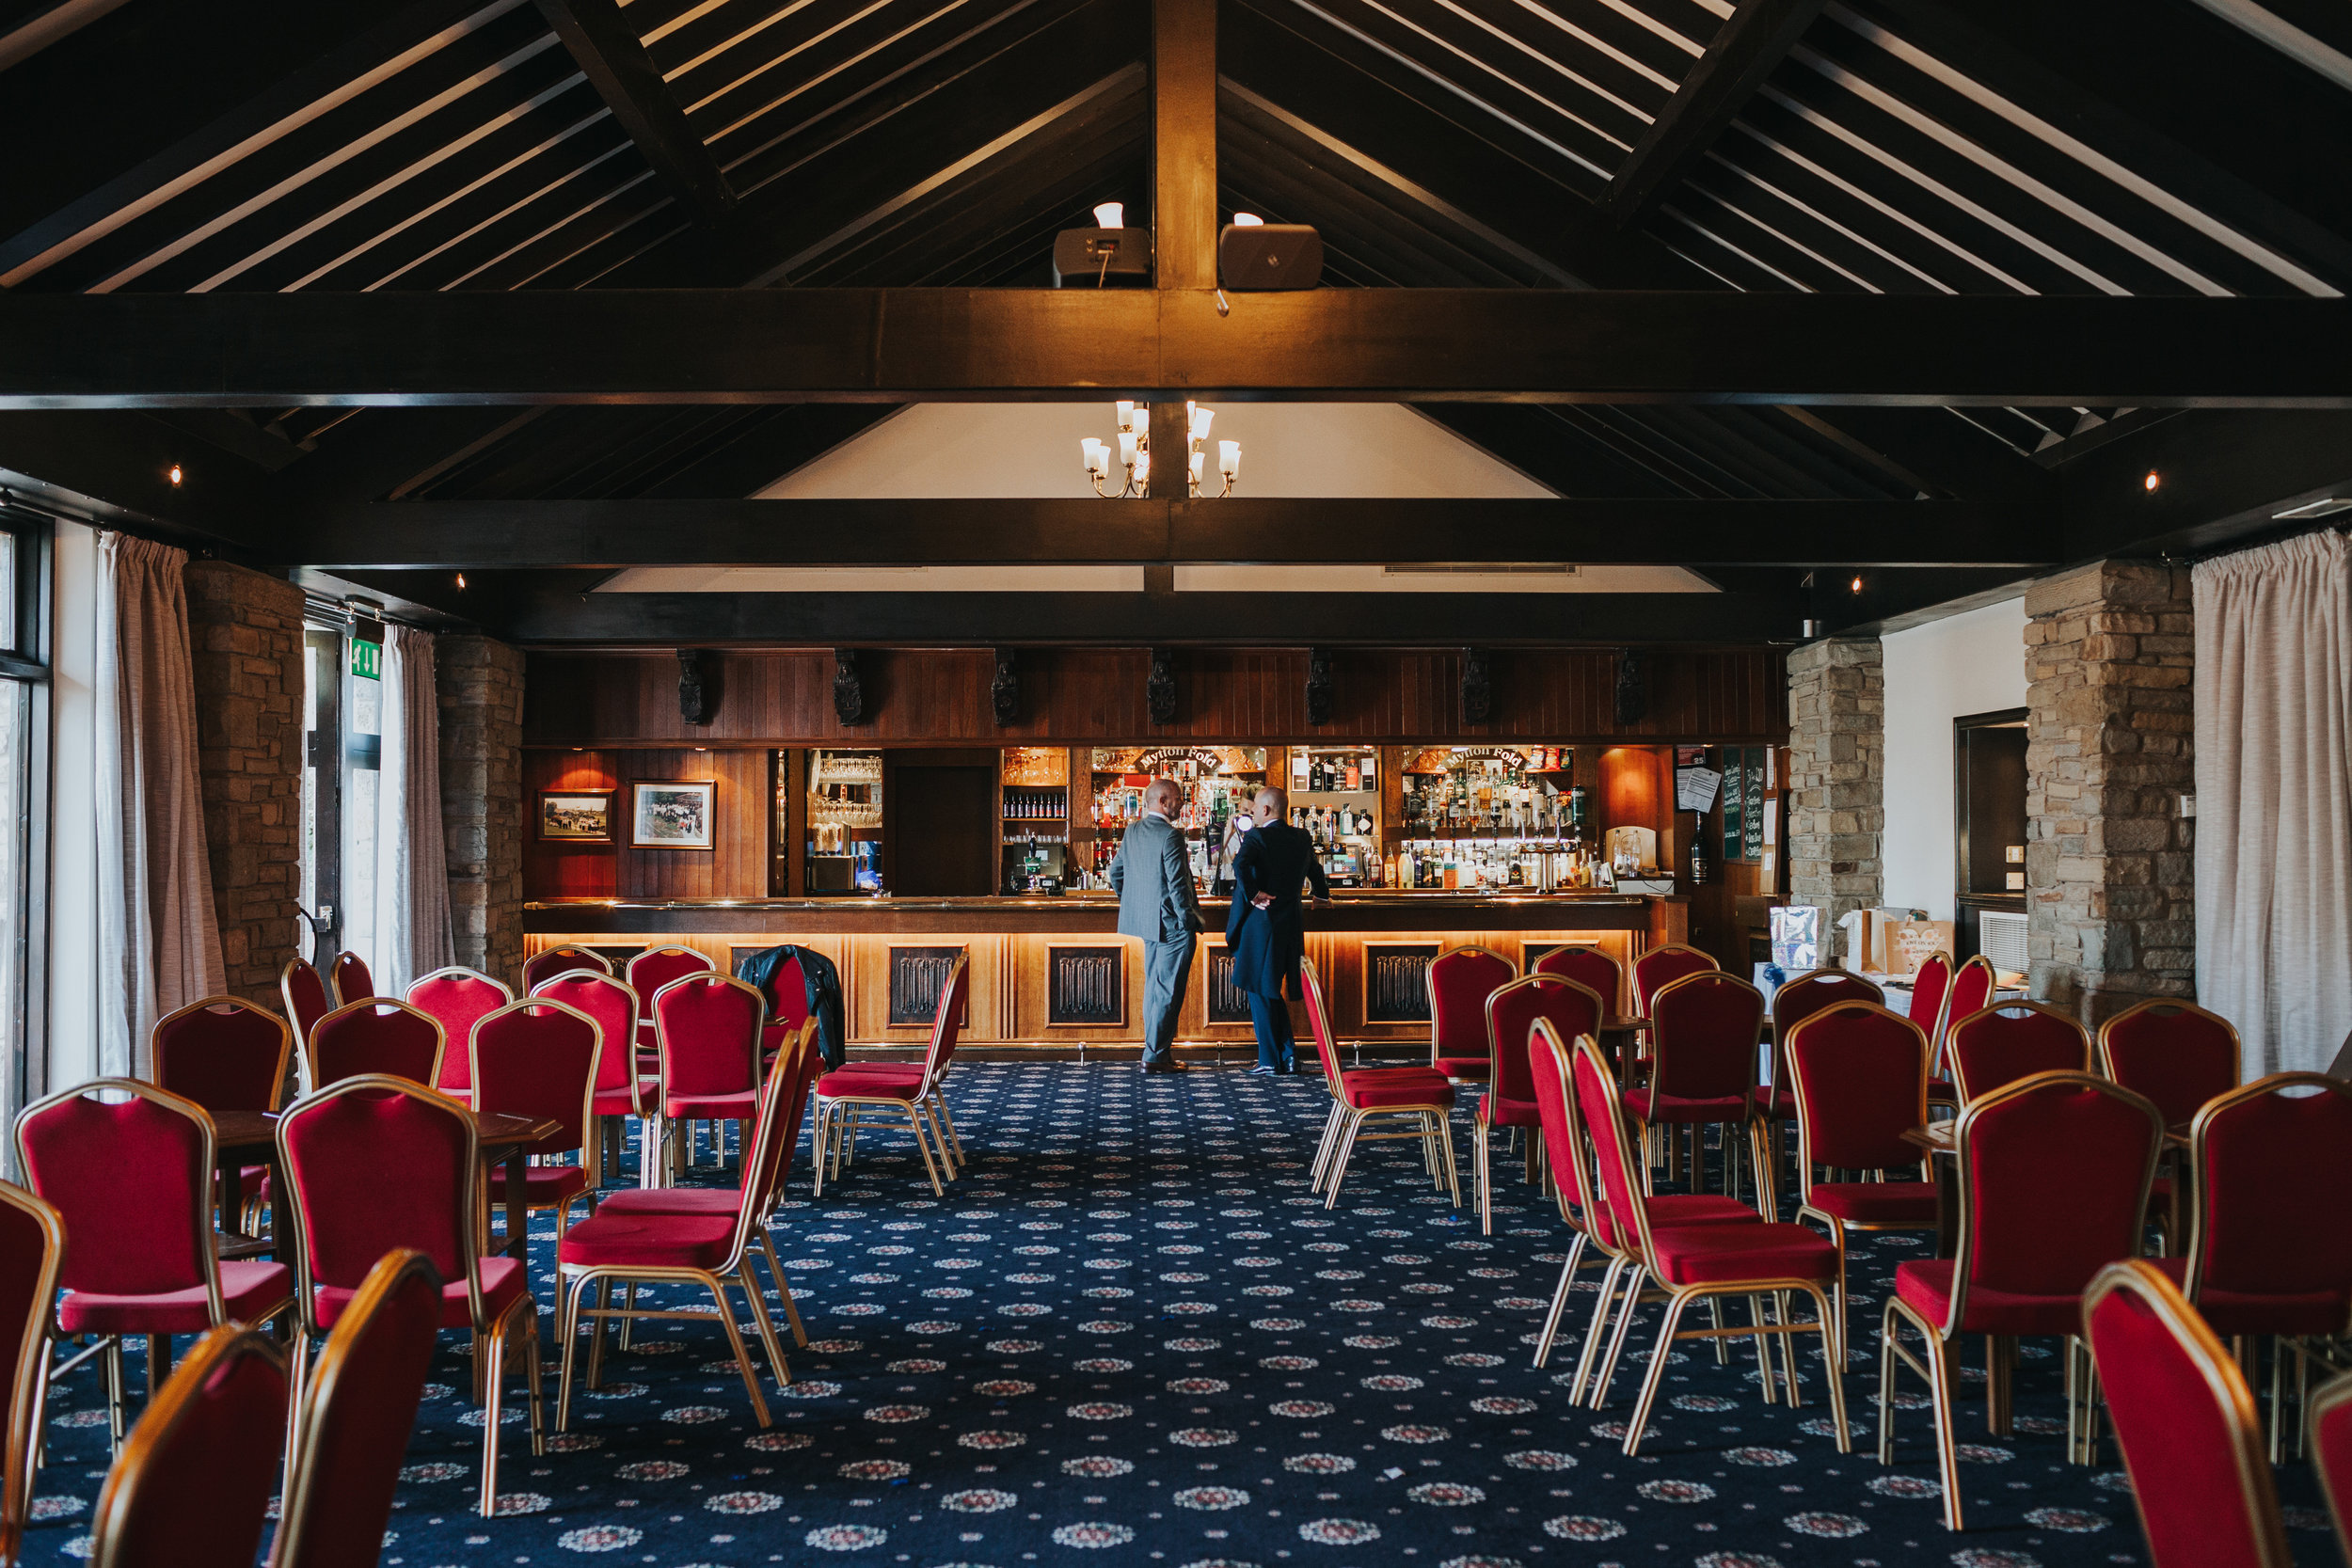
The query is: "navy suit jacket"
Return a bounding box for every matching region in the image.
[1224,823,1331,998]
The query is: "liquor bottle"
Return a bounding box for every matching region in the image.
[1344,759,1361,791]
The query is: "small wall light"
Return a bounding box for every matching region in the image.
[2144,470,2161,492]
[167,463,183,486]
[1849,575,1865,594]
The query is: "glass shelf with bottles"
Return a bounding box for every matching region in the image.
[1400,745,1588,842]
[1285,746,1382,887]
[1390,837,1619,893]
[1076,746,1268,893]
[805,749,883,894]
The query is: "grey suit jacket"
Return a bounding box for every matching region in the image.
[1109,814,1205,943]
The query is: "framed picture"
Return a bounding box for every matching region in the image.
[630,781,716,849]
[536,789,613,843]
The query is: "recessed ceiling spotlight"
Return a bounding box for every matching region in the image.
[455,572,467,590]
[167,463,183,486]
[1850,575,1865,594]
[2143,470,2160,492]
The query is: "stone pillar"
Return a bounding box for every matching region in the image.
[183,562,307,1006]
[437,636,526,987]
[1786,638,1884,934]
[2024,561,2196,1024]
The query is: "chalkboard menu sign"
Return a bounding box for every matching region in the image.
[1720,747,1769,863]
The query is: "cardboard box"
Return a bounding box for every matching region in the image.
[1878,919,1956,978]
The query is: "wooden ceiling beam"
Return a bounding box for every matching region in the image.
[530,0,735,228]
[1152,0,1218,290]
[1601,0,1826,225]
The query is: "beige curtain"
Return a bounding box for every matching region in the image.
[94,534,224,1078]
[371,624,453,992]
[2193,529,2352,1076]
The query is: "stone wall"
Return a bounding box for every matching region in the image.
[1786,638,1885,936]
[2024,560,2196,1024]
[437,636,526,986]
[183,562,307,1006]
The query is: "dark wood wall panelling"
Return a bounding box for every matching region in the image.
[521,646,1789,746]
[523,748,768,901]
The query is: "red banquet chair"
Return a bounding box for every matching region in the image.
[1906,950,1953,1039]
[1427,945,1516,1083]
[532,969,656,1187]
[405,966,515,1104]
[598,1022,824,1350]
[1628,971,1767,1199]
[1764,968,1884,1118]
[2315,1370,2352,1565]
[1473,974,1601,1233]
[1571,1029,1849,1452]
[1631,942,1717,1016]
[626,945,715,1052]
[12,1080,293,1449]
[524,944,612,991]
[472,998,606,1238]
[2099,998,2241,1126]
[1303,958,1460,1210]
[271,1249,443,1568]
[151,995,294,1234]
[2085,1259,2291,1568]
[651,974,767,1180]
[303,998,445,1090]
[555,1033,798,1430]
[326,950,373,1008]
[1526,1019,1760,1402]
[1878,1069,2162,1530]
[276,1074,544,1517]
[279,958,332,1052]
[813,957,970,1196]
[1946,1000,2091,1104]
[1,1182,64,1567]
[1786,1002,1940,1359]
[754,950,812,1067]
[1532,943,1622,1014]
[2158,1073,2352,1455]
[82,1323,287,1568]
[1928,955,1997,1100]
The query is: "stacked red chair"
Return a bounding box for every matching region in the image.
[2157,1072,2352,1456]
[532,969,656,1188]
[303,998,445,1090]
[271,1249,444,1568]
[471,997,607,1237]
[1472,974,1600,1234]
[13,1081,293,1449]
[2084,1259,2293,1568]
[555,1041,799,1429]
[812,957,969,1197]
[1946,1000,2091,1104]
[0,1181,64,1565]
[1532,943,1622,1015]
[151,995,293,1232]
[326,949,374,1007]
[1626,971,1768,1199]
[1569,1031,1850,1453]
[1877,1069,2162,1529]
[81,1323,287,1568]
[278,958,332,1053]
[276,1074,545,1516]
[1302,958,1460,1209]
[405,966,515,1105]
[1426,945,1515,1083]
[1785,1002,1940,1360]
[524,944,612,991]
[1526,1018,1760,1402]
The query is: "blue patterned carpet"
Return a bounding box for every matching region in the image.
[17,1063,2347,1568]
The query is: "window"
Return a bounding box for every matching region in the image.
[0,511,51,1144]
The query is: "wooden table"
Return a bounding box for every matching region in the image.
[212,1107,564,1265]
[1900,1118,2190,1260]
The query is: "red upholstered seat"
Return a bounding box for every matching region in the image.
[557,1212,738,1271]
[1303,958,1463,1211]
[593,1082,660,1117]
[152,997,292,1119]
[522,1164,592,1206]
[1802,1181,1938,1226]
[2087,1259,2292,1568]
[407,968,515,1100]
[653,974,765,1163]
[2170,1073,2352,1340]
[474,998,604,1226]
[1947,1002,2090,1104]
[596,1186,742,1219]
[1894,1259,2084,1335]
[1647,1223,1838,1287]
[815,1072,921,1103]
[59,1259,293,1337]
[1906,951,1951,1039]
[1434,1056,1492,1081]
[628,947,717,1051]
[1633,970,1764,1200]
[1763,970,1884,1122]
[2098,999,2240,1129]
[1532,944,1620,1010]
[2153,1257,2347,1338]
[1476,977,1602,1221]
[1342,1072,1454,1110]
[1646,1193,1764,1227]
[525,946,612,990]
[309,1000,445,1089]
[318,1254,531,1331]
[1477,1092,1539,1128]
[1631,944,1717,1016]
[816,1064,922,1090]
[83,1324,287,1568]
[1624,1087,1751,1123]
[1426,946,1515,1081]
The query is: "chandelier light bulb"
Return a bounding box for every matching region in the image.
[1080,437,1108,478]
[1219,440,1241,481]
[1116,430,1138,467]
[1115,400,1135,430]
[1134,405,1149,436]
[1134,450,1151,485]
[1189,450,1206,485]
[1093,201,1124,229]
[1190,407,1215,443]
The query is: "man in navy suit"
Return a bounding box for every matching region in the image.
[1226,786,1331,1074]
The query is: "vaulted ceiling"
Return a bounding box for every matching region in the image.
[2,0,2349,644]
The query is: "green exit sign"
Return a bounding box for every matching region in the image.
[349,639,381,680]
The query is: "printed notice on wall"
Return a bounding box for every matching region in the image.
[1675,766,1723,813]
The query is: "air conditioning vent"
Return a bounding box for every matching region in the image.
[1978,911,2028,978]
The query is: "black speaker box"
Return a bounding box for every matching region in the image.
[1051,228,1153,287]
[1219,223,1323,290]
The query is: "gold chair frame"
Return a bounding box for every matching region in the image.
[1303,958,1460,1211]
[813,958,968,1198]
[301,998,448,1095]
[85,1324,286,1568]
[1470,974,1598,1235]
[1423,943,1516,1082]
[469,996,607,1238]
[0,1181,63,1568]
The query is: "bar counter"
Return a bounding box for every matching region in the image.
[524,893,1683,1053]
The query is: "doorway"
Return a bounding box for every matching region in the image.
[1954,708,2028,967]
[885,751,996,895]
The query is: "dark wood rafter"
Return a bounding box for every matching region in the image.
[1601,0,1828,226]
[531,0,735,227]
[285,496,2060,569]
[5,289,2351,408]
[1152,0,1217,291]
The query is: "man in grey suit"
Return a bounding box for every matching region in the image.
[1109,777,1205,1074]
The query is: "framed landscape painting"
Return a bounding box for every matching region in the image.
[630,781,716,849]
[537,789,613,842]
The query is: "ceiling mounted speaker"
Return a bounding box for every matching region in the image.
[1219,223,1322,291]
[1051,228,1152,287]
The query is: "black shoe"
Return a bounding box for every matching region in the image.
[1141,1059,1190,1074]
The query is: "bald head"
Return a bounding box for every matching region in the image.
[1253,786,1288,825]
[1145,778,1185,816]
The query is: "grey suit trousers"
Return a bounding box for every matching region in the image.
[1141,936,1197,1065]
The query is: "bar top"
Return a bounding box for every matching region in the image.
[524,892,1663,911]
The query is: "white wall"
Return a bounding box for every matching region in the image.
[1882,597,2028,921]
[45,519,99,1094]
